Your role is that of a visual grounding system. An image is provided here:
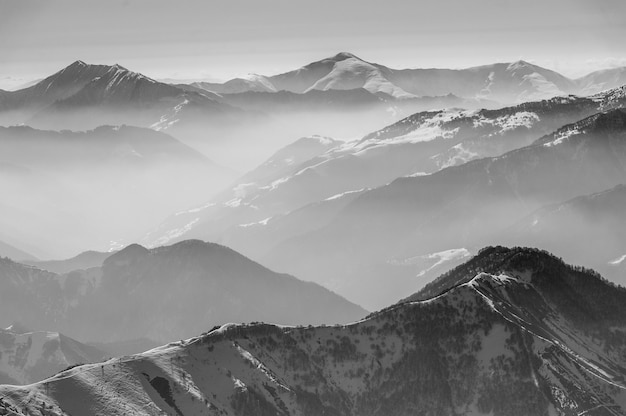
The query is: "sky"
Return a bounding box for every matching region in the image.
[1,0,625,89]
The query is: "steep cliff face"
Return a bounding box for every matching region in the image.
[2,247,625,415]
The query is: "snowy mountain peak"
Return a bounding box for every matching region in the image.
[330,51,361,61]
[507,59,533,70]
[67,60,87,69]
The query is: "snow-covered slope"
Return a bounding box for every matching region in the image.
[304,53,414,98]
[0,326,106,385]
[2,247,625,415]
[201,53,603,105]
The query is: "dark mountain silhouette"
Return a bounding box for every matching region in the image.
[0,240,366,344]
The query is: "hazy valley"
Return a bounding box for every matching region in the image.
[2,15,626,413]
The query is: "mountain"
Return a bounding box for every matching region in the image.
[577,67,626,95]
[0,124,235,258]
[0,60,113,116]
[0,240,366,344]
[2,247,626,415]
[0,60,245,132]
[0,326,107,385]
[258,108,626,309]
[144,86,626,261]
[199,53,590,105]
[192,74,277,94]
[495,184,626,282]
[24,250,115,274]
[0,239,36,262]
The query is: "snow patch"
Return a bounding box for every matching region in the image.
[609,254,626,265]
[543,128,580,147]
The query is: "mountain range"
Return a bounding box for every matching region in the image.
[195,52,626,104]
[497,183,626,283]
[258,108,626,309]
[0,60,242,131]
[0,240,365,344]
[146,88,620,252]
[0,124,234,258]
[1,247,625,415]
[143,86,626,309]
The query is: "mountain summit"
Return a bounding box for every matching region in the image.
[193,53,624,104]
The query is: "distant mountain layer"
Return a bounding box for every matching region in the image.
[194,52,626,104]
[24,250,115,274]
[0,239,36,262]
[2,247,626,415]
[0,60,246,131]
[0,124,234,258]
[495,183,626,282]
[0,240,366,344]
[145,88,626,310]
[256,108,626,308]
[0,326,107,385]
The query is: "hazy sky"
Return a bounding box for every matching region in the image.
[1,0,625,89]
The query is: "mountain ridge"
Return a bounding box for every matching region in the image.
[194,52,626,104]
[2,247,625,415]
[0,239,367,344]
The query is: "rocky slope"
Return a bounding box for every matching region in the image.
[1,247,625,415]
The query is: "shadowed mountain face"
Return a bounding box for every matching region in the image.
[256,109,626,309]
[2,247,626,415]
[0,240,366,344]
[0,125,234,257]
